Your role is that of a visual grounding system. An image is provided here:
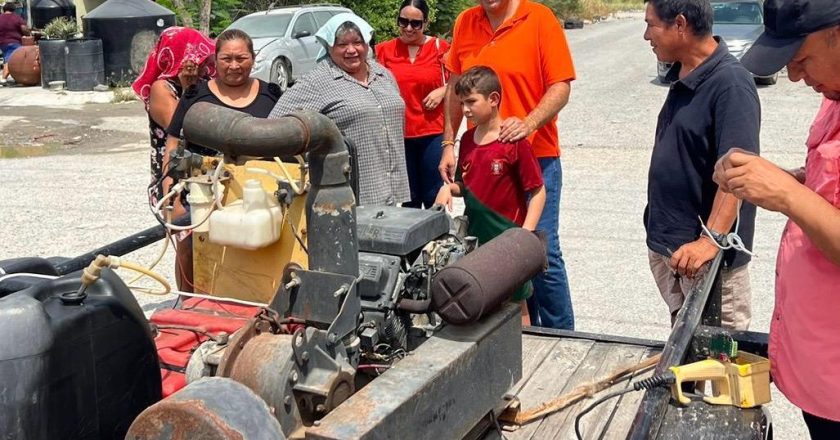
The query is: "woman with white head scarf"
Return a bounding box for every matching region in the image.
[269,13,410,207]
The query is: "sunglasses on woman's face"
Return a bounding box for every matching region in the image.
[397,17,424,29]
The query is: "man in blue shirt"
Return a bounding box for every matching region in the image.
[643,0,760,329]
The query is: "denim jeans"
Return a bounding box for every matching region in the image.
[403,134,444,209]
[527,157,574,329]
[1,42,20,65]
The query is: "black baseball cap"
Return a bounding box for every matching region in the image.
[741,0,840,76]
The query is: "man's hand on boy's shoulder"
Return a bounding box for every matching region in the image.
[499,117,536,143]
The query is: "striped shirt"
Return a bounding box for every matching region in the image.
[269,59,410,206]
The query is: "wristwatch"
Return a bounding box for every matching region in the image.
[707,229,725,244]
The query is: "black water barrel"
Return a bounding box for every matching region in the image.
[31,0,76,29]
[38,38,66,88]
[64,38,104,91]
[0,269,161,439]
[83,0,175,84]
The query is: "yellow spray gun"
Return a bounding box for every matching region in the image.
[668,335,771,408]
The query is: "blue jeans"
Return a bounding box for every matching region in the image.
[403,134,444,209]
[2,43,20,65]
[527,158,574,329]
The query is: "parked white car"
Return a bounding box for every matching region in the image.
[226,4,351,92]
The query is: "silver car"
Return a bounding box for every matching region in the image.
[226,5,351,92]
[657,0,777,85]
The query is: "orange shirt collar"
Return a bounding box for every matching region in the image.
[479,0,534,36]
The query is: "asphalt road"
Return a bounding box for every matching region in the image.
[0,12,820,439]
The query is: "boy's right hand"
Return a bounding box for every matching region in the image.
[435,185,453,211]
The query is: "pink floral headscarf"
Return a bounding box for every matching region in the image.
[132,26,217,107]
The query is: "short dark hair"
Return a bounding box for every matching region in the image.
[2,3,16,12]
[455,66,502,102]
[399,0,429,21]
[215,29,255,57]
[645,0,713,37]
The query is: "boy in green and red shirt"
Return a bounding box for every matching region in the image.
[435,66,546,325]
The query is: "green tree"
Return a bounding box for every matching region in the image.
[337,0,473,42]
[158,0,243,36]
[156,0,475,41]
[427,0,473,39]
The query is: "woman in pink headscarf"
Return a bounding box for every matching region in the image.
[132,26,215,291]
[132,26,216,203]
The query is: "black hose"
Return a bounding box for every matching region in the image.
[574,388,637,440]
[397,298,432,314]
[52,215,191,275]
[575,372,676,440]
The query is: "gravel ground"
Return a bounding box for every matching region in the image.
[0,13,820,438]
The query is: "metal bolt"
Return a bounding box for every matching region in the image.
[333,284,348,297]
[301,351,310,363]
[313,420,321,427]
[289,371,298,383]
[285,275,301,290]
[284,395,292,406]
[316,404,326,413]
[327,333,337,344]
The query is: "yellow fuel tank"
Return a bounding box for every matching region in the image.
[192,158,309,303]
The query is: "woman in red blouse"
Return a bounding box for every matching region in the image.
[376,0,449,208]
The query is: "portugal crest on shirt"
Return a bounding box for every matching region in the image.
[490,159,505,176]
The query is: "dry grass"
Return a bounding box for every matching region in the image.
[111,87,137,104]
[584,0,644,19]
[546,0,644,21]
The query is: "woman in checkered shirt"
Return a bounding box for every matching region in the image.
[270,13,410,207]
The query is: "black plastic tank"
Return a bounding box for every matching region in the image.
[0,269,162,438]
[83,0,175,84]
[0,257,60,296]
[31,0,76,29]
[38,38,66,88]
[64,37,105,90]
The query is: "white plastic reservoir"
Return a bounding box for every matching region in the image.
[209,179,283,250]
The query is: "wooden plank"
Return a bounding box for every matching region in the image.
[601,347,660,439]
[533,343,650,440]
[512,335,561,394]
[504,338,596,440]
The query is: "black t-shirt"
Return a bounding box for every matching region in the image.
[167,79,281,156]
[645,38,760,268]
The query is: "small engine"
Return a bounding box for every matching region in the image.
[354,206,475,371]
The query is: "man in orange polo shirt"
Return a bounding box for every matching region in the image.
[439,0,576,329]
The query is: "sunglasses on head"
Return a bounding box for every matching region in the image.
[397,17,424,29]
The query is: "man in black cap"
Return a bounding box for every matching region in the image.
[714,0,840,437]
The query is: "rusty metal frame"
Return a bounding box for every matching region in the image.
[306,303,522,440]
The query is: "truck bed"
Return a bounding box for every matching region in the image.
[503,329,662,440]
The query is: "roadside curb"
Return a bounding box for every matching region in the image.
[0,86,122,107]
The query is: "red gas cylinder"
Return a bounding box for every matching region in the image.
[7,46,41,86]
